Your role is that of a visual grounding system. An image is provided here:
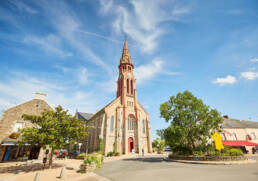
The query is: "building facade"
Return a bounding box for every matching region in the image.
[86,40,152,155]
[0,93,52,162]
[221,116,258,153]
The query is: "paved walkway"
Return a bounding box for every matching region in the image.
[95,155,258,181]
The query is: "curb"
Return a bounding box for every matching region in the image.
[164,158,257,165]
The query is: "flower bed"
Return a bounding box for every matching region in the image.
[168,154,247,161]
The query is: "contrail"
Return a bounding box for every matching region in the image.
[78,30,123,44]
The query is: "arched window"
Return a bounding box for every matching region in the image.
[128,116,134,130]
[110,116,114,132]
[142,119,145,134]
[127,79,129,93]
[131,80,133,94]
[232,133,237,140]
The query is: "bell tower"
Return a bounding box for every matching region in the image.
[116,40,136,105]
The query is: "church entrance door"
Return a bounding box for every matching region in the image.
[128,137,134,153]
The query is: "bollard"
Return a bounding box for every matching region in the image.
[34,172,42,181]
[60,167,66,180]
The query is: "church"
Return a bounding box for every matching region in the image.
[86,40,152,155]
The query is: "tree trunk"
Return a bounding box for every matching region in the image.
[49,149,54,168]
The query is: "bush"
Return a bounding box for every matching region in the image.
[84,157,93,165]
[107,152,113,157]
[84,153,104,168]
[77,153,86,159]
[225,148,244,156]
[114,152,120,156]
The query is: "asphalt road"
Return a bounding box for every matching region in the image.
[95,155,258,181]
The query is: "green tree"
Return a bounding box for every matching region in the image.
[156,129,165,140]
[160,90,223,155]
[20,106,88,167]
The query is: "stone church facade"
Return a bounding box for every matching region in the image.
[87,40,152,155]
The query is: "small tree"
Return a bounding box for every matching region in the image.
[20,106,88,167]
[156,129,165,140]
[160,90,223,155]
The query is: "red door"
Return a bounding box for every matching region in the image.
[128,137,134,153]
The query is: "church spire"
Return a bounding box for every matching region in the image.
[120,40,132,64]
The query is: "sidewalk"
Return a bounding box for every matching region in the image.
[0,153,159,181]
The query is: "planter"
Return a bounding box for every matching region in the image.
[79,163,96,173]
[168,155,247,161]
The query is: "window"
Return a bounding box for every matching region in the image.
[221,133,226,141]
[13,122,24,132]
[232,133,237,140]
[142,120,145,134]
[131,80,133,94]
[128,116,134,130]
[127,79,129,93]
[110,116,114,132]
[128,66,131,72]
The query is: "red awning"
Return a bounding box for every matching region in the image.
[222,141,258,147]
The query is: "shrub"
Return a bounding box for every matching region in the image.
[77,153,86,159]
[84,153,104,168]
[98,138,104,154]
[84,157,93,165]
[225,148,244,156]
[107,152,113,157]
[114,152,120,156]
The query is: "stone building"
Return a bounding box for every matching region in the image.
[0,93,52,162]
[86,40,152,155]
[221,115,258,153]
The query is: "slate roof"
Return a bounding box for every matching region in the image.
[222,117,258,129]
[76,112,94,121]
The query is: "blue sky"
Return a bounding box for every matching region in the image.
[1,0,258,139]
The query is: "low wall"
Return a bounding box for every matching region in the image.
[168,155,247,161]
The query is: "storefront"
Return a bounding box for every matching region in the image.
[222,140,258,154]
[0,138,41,162]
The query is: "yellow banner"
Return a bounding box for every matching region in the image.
[212,131,224,151]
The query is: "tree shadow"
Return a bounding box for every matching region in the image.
[122,156,166,163]
[0,163,65,174]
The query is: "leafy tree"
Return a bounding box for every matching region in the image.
[20,106,88,167]
[159,139,165,152]
[152,138,160,149]
[156,129,165,140]
[160,90,223,155]
[152,138,165,152]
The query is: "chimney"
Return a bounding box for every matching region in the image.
[223,115,229,119]
[34,92,46,100]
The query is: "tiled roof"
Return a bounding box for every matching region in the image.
[77,112,94,121]
[222,118,258,128]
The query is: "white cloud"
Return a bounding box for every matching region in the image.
[134,58,163,84]
[0,72,97,114]
[213,75,237,86]
[250,58,258,63]
[172,7,190,16]
[100,0,190,53]
[240,72,258,80]
[9,0,38,14]
[23,34,72,58]
[78,67,89,85]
